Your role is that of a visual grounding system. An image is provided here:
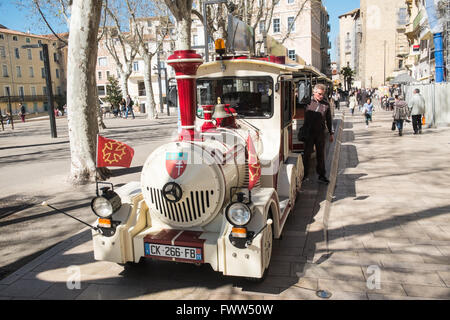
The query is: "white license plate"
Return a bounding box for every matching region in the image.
[144,243,202,261]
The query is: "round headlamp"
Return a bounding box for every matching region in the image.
[91,190,122,218]
[226,202,251,226]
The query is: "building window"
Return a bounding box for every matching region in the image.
[288,49,296,61]
[273,18,280,33]
[12,36,18,41]
[397,7,408,26]
[57,86,62,95]
[54,53,59,62]
[18,86,24,98]
[288,17,295,32]
[2,64,8,77]
[55,69,59,79]
[4,86,11,96]
[26,38,30,43]
[15,48,20,59]
[16,66,22,78]
[43,87,47,95]
[0,46,5,58]
[40,51,44,61]
[193,35,198,46]
[29,66,34,78]
[106,70,110,78]
[138,81,146,96]
[0,34,4,39]
[98,57,107,66]
[41,67,45,78]
[31,86,36,96]
[27,48,32,60]
[259,20,266,34]
[133,61,139,72]
[97,85,106,96]
[287,0,294,4]
[98,71,102,80]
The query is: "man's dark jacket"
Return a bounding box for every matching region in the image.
[301,97,333,141]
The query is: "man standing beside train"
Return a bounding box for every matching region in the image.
[302,84,334,184]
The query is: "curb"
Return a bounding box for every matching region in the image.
[301,111,344,262]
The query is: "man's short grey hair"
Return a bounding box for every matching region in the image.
[414,88,420,93]
[313,84,327,92]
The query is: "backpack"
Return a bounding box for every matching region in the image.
[130,99,134,106]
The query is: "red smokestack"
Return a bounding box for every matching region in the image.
[167,50,203,141]
[201,105,216,132]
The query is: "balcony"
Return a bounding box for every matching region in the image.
[413,10,424,31]
[0,95,64,103]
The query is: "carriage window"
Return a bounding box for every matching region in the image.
[196,76,273,118]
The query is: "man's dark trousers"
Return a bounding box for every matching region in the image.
[303,133,326,178]
[412,114,422,133]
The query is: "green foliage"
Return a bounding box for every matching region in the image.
[104,76,123,107]
[340,66,354,90]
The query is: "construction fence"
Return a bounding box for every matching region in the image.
[403,82,450,127]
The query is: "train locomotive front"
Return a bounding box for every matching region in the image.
[91,49,302,280]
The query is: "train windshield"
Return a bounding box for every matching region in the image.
[196,76,273,118]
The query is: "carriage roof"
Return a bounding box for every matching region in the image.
[198,58,328,81]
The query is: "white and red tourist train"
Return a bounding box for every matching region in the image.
[89,21,331,280]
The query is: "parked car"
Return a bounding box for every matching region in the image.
[99,97,112,116]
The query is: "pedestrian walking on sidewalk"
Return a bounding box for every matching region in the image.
[349,93,356,116]
[125,95,135,119]
[302,84,334,185]
[409,88,425,134]
[19,103,26,122]
[119,98,126,118]
[363,98,374,129]
[332,90,340,111]
[393,95,411,136]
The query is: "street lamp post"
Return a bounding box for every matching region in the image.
[22,43,57,138]
[6,87,14,130]
[202,0,229,62]
[154,51,170,116]
[156,51,163,114]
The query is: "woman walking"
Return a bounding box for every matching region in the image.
[393,95,411,136]
[349,93,357,116]
[363,98,374,129]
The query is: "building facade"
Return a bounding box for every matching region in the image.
[359,0,409,88]
[96,17,175,113]
[0,27,67,116]
[338,8,361,86]
[254,0,331,76]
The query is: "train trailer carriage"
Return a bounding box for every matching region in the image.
[89,49,331,280]
[290,65,333,153]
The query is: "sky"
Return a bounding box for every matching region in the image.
[323,0,360,62]
[0,0,68,35]
[0,0,360,62]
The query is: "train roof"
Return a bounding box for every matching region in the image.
[198,58,330,81]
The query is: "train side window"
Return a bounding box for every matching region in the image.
[297,81,311,105]
[196,76,274,119]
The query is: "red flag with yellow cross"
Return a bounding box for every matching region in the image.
[96,135,134,168]
[247,133,261,191]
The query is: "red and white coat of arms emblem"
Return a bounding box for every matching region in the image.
[165,152,188,179]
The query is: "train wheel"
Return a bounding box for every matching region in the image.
[246,219,273,283]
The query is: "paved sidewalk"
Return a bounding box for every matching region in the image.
[0,108,449,300]
[310,108,450,300]
[0,114,179,280]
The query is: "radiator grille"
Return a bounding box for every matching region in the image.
[147,187,215,225]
